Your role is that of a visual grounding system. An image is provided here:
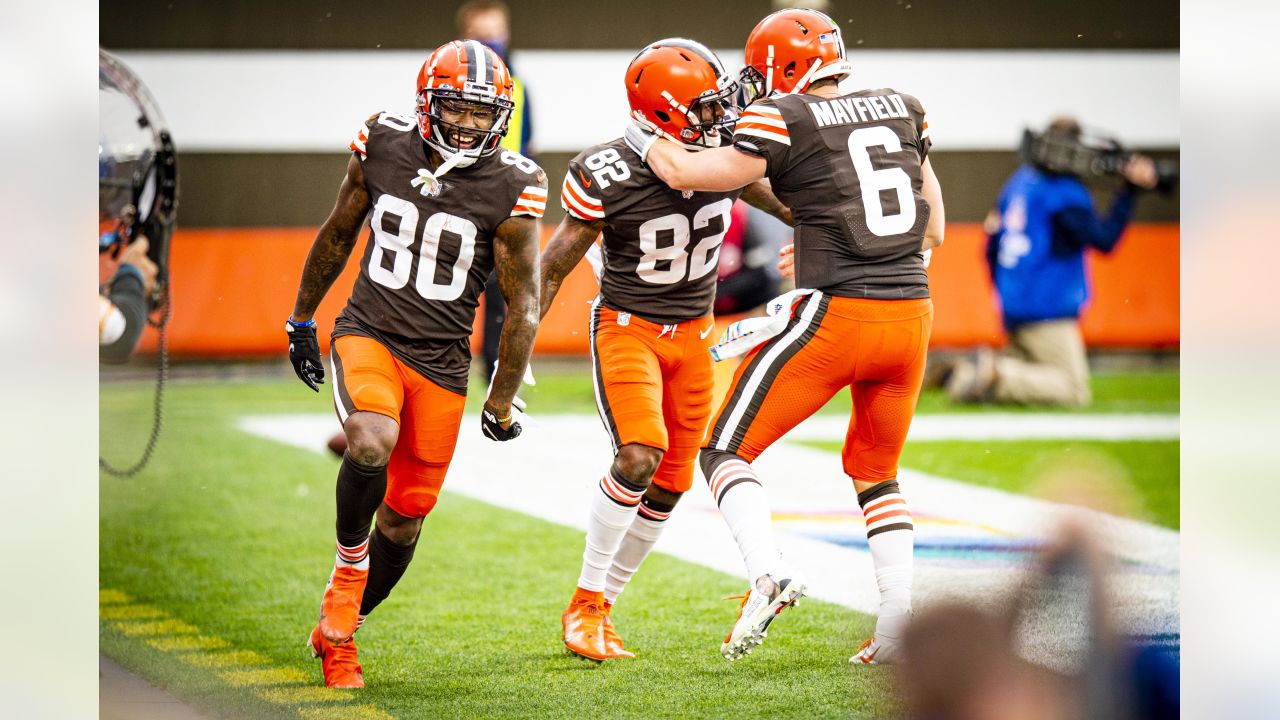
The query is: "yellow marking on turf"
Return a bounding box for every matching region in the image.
[147,635,232,652]
[256,687,356,705]
[99,589,131,604]
[112,619,199,636]
[218,667,309,687]
[178,650,272,668]
[299,706,396,720]
[101,604,167,620]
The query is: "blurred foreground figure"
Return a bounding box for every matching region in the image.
[99,48,176,362]
[897,520,1179,720]
[285,41,543,688]
[947,117,1174,406]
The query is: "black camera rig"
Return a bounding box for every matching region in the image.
[1018,127,1178,195]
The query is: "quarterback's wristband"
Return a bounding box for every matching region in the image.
[287,317,317,329]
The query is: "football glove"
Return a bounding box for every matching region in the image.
[285,318,325,392]
[624,122,659,164]
[481,399,526,442]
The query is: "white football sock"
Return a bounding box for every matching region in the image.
[859,480,915,624]
[604,510,668,603]
[577,470,645,592]
[709,458,783,583]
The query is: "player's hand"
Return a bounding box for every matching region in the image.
[285,318,325,392]
[481,398,525,441]
[624,122,659,164]
[118,236,159,294]
[1121,154,1158,190]
[777,243,795,279]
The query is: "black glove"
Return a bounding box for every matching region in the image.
[285,318,325,392]
[481,402,523,442]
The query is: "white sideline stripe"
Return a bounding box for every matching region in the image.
[236,412,1179,662]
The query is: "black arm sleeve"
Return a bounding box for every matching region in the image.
[100,269,148,364]
[1051,188,1138,256]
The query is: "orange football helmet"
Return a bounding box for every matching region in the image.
[626,38,738,149]
[740,8,852,104]
[415,40,515,166]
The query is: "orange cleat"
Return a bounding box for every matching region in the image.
[601,601,636,659]
[308,624,365,688]
[318,565,368,644]
[561,587,609,662]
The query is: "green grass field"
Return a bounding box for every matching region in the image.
[100,366,1177,719]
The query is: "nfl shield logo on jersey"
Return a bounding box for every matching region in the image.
[682,190,694,199]
[411,168,444,197]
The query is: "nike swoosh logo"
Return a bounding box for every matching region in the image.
[700,325,714,340]
[577,168,593,189]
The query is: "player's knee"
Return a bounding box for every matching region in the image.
[377,501,428,544]
[699,447,740,480]
[613,444,663,486]
[344,412,398,466]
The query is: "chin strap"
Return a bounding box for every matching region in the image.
[410,150,468,197]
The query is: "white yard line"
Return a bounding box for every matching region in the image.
[237,412,1180,650]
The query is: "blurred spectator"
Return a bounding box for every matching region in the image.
[457,0,537,384]
[947,117,1158,406]
[897,518,1179,720]
[714,201,791,315]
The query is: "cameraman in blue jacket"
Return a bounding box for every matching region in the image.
[947,118,1157,406]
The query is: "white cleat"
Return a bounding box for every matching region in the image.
[850,635,905,665]
[720,573,807,661]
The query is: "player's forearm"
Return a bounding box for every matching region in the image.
[490,298,538,409]
[921,158,945,250]
[740,180,793,226]
[291,225,358,321]
[538,222,598,319]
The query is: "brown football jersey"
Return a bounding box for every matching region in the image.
[561,138,742,324]
[733,89,932,299]
[333,111,547,394]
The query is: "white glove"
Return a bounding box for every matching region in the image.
[624,122,659,164]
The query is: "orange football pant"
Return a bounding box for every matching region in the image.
[590,301,717,493]
[704,294,933,482]
[330,334,466,518]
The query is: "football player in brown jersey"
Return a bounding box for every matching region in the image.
[284,40,545,687]
[540,38,793,662]
[628,9,946,664]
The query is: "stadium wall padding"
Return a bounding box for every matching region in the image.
[127,223,1178,357]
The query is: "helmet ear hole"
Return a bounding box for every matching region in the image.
[654,110,671,123]
[783,61,797,79]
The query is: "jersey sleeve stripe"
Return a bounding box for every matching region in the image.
[511,204,545,218]
[561,184,605,220]
[735,126,792,146]
[743,104,783,117]
[563,172,603,209]
[350,126,369,159]
[921,120,931,139]
[738,113,787,130]
[736,119,789,135]
[561,174,605,220]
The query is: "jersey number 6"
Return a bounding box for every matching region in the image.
[848,126,917,237]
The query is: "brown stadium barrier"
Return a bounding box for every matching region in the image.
[128,223,1178,357]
